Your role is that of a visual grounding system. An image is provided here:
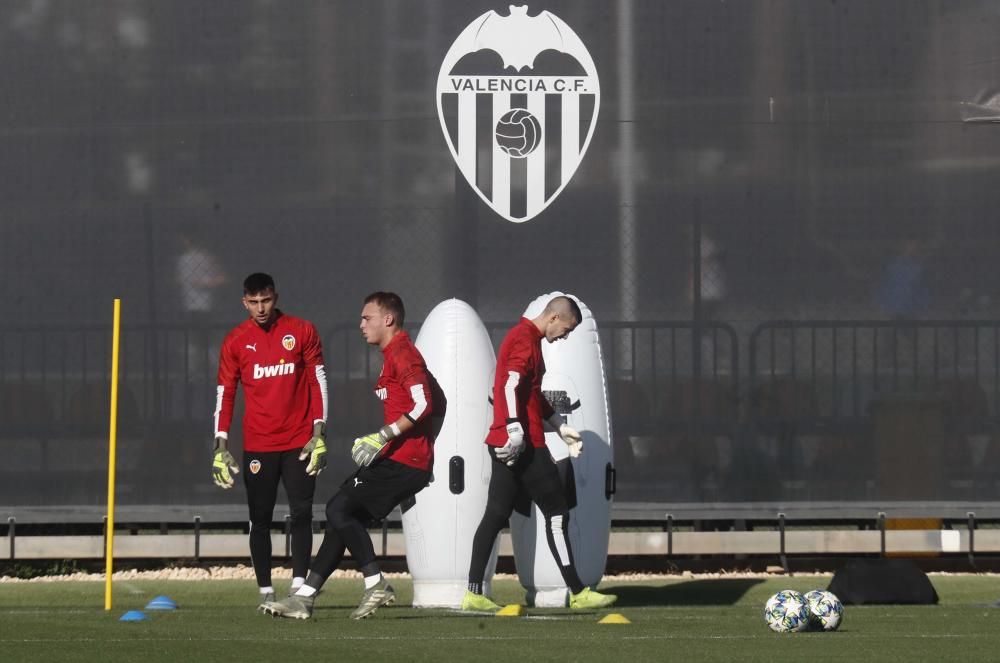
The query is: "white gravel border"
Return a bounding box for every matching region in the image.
[3,566,997,583]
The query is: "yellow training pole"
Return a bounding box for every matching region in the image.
[104,298,121,611]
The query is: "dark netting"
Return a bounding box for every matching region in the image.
[3,1,1000,516]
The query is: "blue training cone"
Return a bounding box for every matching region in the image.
[145,595,178,610]
[120,610,149,622]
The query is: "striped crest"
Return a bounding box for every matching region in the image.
[437,6,600,224]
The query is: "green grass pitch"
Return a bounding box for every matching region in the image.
[2,575,1000,662]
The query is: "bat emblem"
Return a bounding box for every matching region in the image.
[473,5,569,72]
[437,5,601,223]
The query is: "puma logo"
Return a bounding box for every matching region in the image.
[353,478,363,487]
[245,343,257,352]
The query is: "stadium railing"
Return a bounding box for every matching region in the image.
[3,318,1000,561]
[748,320,1000,502]
[7,506,1000,565]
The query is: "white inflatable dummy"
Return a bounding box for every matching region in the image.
[404,299,498,607]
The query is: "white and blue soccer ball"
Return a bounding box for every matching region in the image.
[804,590,844,631]
[764,590,811,633]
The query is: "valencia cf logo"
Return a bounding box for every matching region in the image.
[282,335,296,351]
[249,460,261,475]
[437,5,600,223]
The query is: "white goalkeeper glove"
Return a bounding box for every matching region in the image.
[494,420,525,466]
[212,436,239,489]
[298,422,328,476]
[548,414,582,458]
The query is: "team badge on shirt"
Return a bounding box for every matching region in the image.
[249,460,262,474]
[282,334,296,351]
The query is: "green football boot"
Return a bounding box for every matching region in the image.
[350,579,395,620]
[569,587,617,610]
[259,593,315,620]
[461,590,501,613]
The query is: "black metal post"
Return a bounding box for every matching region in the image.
[666,514,673,557]
[967,511,976,570]
[194,515,201,563]
[284,514,292,558]
[778,512,789,575]
[878,512,886,556]
[102,515,109,562]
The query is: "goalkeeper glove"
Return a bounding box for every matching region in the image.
[351,425,396,467]
[548,414,583,458]
[299,422,328,476]
[494,420,525,466]
[212,436,239,489]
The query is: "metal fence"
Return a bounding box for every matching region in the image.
[4,317,999,514]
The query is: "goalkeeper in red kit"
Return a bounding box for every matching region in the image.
[212,273,329,608]
[462,295,616,611]
[261,291,444,621]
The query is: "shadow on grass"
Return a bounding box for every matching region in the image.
[603,578,766,607]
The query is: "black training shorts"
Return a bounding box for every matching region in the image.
[488,443,572,518]
[340,458,431,522]
[242,448,316,522]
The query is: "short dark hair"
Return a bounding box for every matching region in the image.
[545,295,582,324]
[243,273,275,295]
[364,291,405,327]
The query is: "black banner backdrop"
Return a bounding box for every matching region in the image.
[2,1,1000,512]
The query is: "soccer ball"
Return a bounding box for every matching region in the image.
[764,590,810,633]
[495,108,542,158]
[804,590,844,631]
